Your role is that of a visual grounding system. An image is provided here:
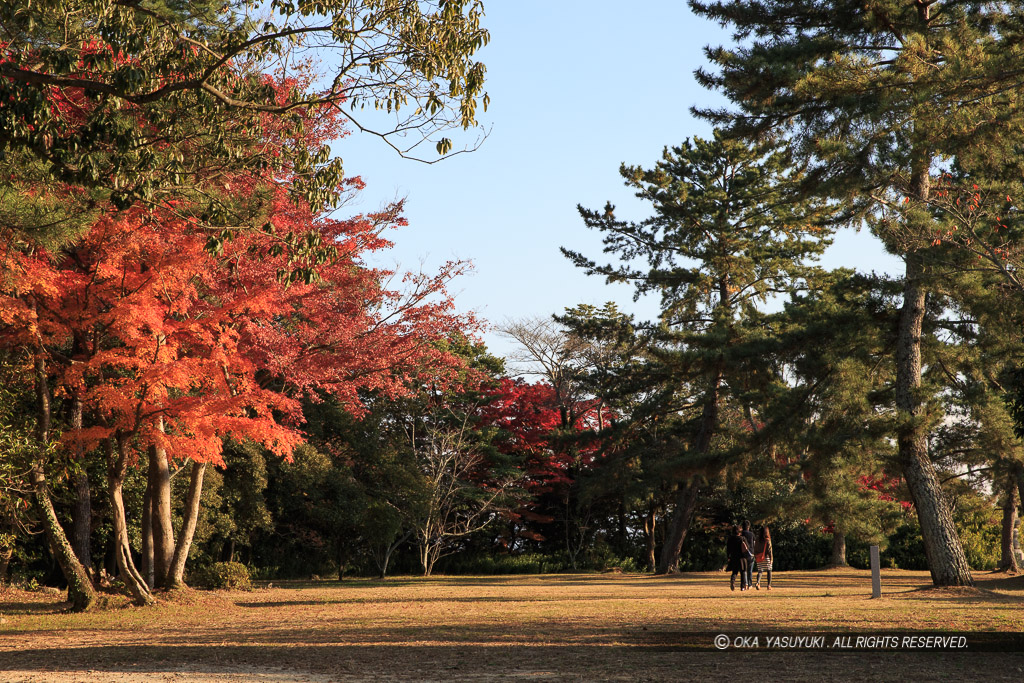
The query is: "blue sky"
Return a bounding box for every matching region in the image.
[338,1,903,359]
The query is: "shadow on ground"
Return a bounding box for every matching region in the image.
[4,644,1024,682]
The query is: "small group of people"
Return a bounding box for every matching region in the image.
[726,520,772,591]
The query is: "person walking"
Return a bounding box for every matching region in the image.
[754,526,773,590]
[741,520,756,591]
[726,525,750,591]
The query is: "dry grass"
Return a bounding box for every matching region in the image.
[1,568,1023,681]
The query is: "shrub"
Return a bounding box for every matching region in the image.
[954,501,1001,571]
[189,561,253,590]
[438,552,569,575]
[882,522,928,570]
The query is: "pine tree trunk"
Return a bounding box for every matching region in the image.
[30,338,96,611]
[148,425,175,586]
[616,499,628,557]
[830,532,848,567]
[999,482,1019,573]
[167,461,207,588]
[656,483,699,574]
[895,248,973,587]
[1015,466,1024,526]
[656,362,722,575]
[644,504,657,572]
[107,436,154,606]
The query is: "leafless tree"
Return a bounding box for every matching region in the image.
[406,400,517,576]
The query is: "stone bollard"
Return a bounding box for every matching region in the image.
[870,545,881,598]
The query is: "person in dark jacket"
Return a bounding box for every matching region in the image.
[726,525,750,591]
[754,526,774,590]
[741,520,755,590]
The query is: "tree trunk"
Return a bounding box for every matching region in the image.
[616,499,628,556]
[420,541,433,577]
[999,482,1019,573]
[644,504,657,572]
[66,333,93,579]
[29,338,96,611]
[656,482,700,574]
[30,465,97,611]
[830,531,848,567]
[895,248,973,586]
[375,531,410,579]
[141,476,154,587]
[1015,466,1024,527]
[148,423,175,586]
[107,436,154,606]
[166,461,207,588]
[69,396,93,578]
[103,522,118,578]
[0,543,11,582]
[656,361,722,575]
[379,543,396,579]
[71,471,93,576]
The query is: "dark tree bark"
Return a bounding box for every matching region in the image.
[999,482,1020,573]
[31,464,97,611]
[0,542,11,582]
[1015,467,1024,528]
[644,504,657,572]
[29,347,96,611]
[71,470,93,577]
[830,532,848,567]
[67,340,93,576]
[616,499,628,557]
[141,476,154,587]
[656,483,700,574]
[657,361,723,574]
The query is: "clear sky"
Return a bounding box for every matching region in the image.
[337,1,904,360]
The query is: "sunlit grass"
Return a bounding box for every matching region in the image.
[1,569,1022,680]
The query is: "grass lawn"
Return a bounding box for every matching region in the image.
[1,568,1022,681]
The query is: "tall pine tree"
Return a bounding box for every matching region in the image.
[564,132,834,572]
[690,0,1024,586]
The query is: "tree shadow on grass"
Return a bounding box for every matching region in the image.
[63,613,1021,649]
[233,593,773,608]
[0,600,68,615]
[5,643,1024,681]
[977,574,1024,593]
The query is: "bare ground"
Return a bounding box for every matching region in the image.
[2,568,1022,681]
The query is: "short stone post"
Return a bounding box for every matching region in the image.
[870,545,881,598]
